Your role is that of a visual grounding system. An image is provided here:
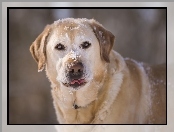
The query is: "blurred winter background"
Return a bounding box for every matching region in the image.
[8,7,166,124]
[2,2,174,132]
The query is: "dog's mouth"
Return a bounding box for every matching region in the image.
[63,79,86,88]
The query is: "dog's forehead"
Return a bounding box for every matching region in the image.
[53,18,89,27]
[52,19,93,41]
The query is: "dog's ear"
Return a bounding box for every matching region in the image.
[89,19,115,63]
[30,25,51,72]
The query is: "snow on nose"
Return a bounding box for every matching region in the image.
[69,62,83,73]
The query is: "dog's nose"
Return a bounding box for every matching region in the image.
[69,62,83,74]
[68,62,83,80]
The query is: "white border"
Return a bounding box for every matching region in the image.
[2,2,174,132]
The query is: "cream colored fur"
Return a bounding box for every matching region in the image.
[30,18,166,124]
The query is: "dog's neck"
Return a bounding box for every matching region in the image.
[51,86,98,123]
[51,67,124,124]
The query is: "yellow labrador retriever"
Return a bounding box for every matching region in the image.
[30,18,166,124]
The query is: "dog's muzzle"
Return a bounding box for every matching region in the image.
[64,62,86,88]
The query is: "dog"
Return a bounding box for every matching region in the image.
[30,18,166,124]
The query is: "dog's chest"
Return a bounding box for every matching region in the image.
[59,104,95,124]
[52,86,95,123]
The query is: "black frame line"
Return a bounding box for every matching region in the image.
[7,6,167,125]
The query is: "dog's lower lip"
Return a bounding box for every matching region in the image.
[63,79,86,88]
[70,82,86,88]
[70,79,86,85]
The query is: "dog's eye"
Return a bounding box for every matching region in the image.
[81,41,91,49]
[55,43,65,50]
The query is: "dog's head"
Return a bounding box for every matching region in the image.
[30,18,115,90]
